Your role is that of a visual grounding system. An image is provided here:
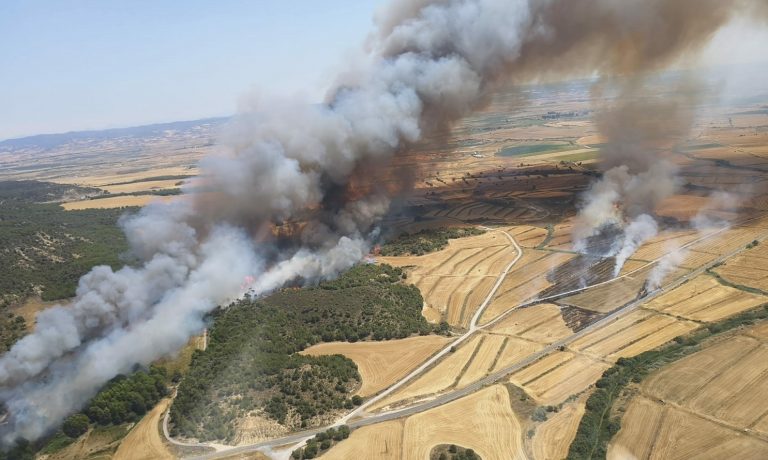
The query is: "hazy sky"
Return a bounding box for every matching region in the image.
[0,0,382,139]
[1,1,766,140]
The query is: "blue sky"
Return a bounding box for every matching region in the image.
[0,0,382,139]
[1,1,766,140]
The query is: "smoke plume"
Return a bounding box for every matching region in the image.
[1,0,765,445]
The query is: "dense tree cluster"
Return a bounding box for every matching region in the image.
[170,264,435,442]
[379,228,485,256]
[431,444,481,460]
[291,425,350,459]
[83,366,168,426]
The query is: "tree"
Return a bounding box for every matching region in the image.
[320,439,331,450]
[351,395,363,405]
[62,413,90,438]
[449,444,458,453]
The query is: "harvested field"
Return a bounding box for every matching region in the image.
[569,308,698,361]
[608,396,666,460]
[369,335,482,411]
[48,166,197,188]
[319,420,403,459]
[610,397,768,460]
[113,399,174,460]
[400,385,525,460]
[480,251,575,324]
[686,226,765,257]
[714,241,768,291]
[508,351,573,392]
[630,230,700,261]
[613,322,768,459]
[506,225,549,248]
[101,179,183,194]
[456,334,506,388]
[61,194,175,210]
[643,274,766,322]
[491,337,542,372]
[300,335,451,397]
[532,399,586,460]
[488,303,572,344]
[379,229,517,327]
[558,265,682,313]
[515,354,609,405]
[570,309,653,350]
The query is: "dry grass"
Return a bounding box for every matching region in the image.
[12,296,68,331]
[480,251,574,324]
[643,274,766,322]
[532,399,586,460]
[61,195,175,210]
[488,303,572,344]
[300,335,451,397]
[612,322,768,459]
[113,399,174,460]
[101,179,183,194]
[514,354,609,405]
[456,334,506,388]
[369,335,482,412]
[319,420,403,459]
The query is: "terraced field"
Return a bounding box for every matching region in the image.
[610,323,768,459]
[379,229,519,327]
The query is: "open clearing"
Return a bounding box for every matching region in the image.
[610,322,768,459]
[379,229,518,327]
[114,398,174,460]
[300,335,451,397]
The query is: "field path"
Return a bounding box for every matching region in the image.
[114,398,174,460]
[342,227,522,420]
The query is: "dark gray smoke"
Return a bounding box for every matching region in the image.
[0,0,765,445]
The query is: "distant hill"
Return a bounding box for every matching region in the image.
[0,117,230,151]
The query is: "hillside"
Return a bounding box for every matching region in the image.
[170,263,436,443]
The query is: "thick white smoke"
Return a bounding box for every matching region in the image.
[1,0,766,446]
[613,214,659,277]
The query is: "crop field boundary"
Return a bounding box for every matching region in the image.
[565,304,768,460]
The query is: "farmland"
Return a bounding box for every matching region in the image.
[300,335,451,397]
[609,321,768,459]
[324,385,524,460]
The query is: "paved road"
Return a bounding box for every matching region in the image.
[181,219,767,459]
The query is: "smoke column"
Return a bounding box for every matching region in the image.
[1,0,766,445]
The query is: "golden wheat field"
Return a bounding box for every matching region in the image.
[610,323,768,459]
[379,229,518,327]
[532,399,586,460]
[300,335,451,397]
